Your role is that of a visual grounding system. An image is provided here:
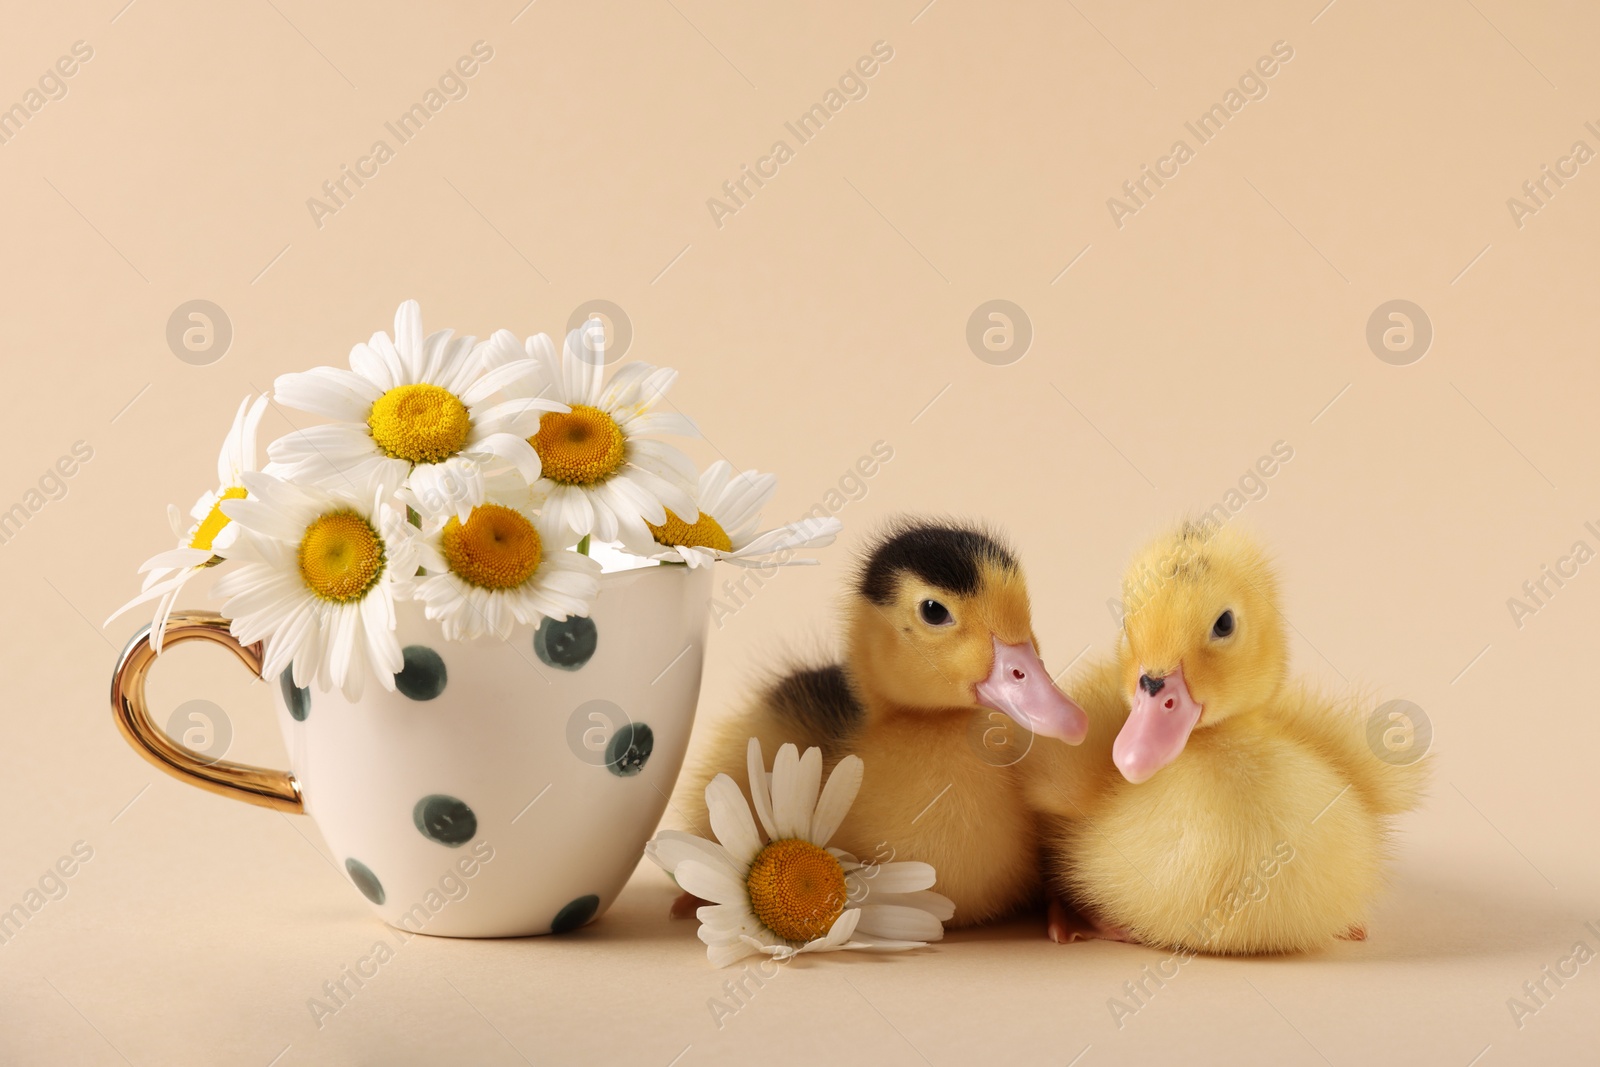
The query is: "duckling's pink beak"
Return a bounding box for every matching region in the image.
[1114,663,1203,783]
[974,637,1088,744]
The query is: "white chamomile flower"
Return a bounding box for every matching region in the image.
[105,394,269,651]
[646,739,955,967]
[632,460,842,569]
[496,319,701,543]
[268,300,565,522]
[411,475,601,641]
[214,472,420,700]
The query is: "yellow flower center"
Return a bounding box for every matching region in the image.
[530,405,626,486]
[297,511,386,602]
[648,509,731,552]
[367,383,472,464]
[745,838,848,943]
[440,504,543,590]
[190,486,248,552]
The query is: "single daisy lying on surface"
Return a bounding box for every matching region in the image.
[628,460,842,569]
[646,739,955,966]
[110,301,845,696]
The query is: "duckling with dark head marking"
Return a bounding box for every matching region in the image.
[676,518,1088,927]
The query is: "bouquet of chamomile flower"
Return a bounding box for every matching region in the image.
[109,301,840,699]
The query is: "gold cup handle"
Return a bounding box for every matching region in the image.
[110,610,304,813]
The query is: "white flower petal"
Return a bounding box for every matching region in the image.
[627,438,700,494]
[360,589,402,681]
[392,300,425,377]
[138,547,214,573]
[471,433,541,484]
[646,830,744,881]
[839,936,930,952]
[673,859,747,907]
[562,324,604,406]
[608,364,679,417]
[705,774,762,867]
[104,569,194,627]
[696,461,734,509]
[745,738,778,840]
[706,471,776,537]
[865,890,956,922]
[736,518,843,561]
[819,907,862,949]
[359,330,408,392]
[707,938,759,968]
[463,328,520,378]
[406,461,482,522]
[794,748,824,838]
[617,410,699,439]
[595,362,654,411]
[740,929,798,959]
[596,472,667,528]
[854,903,948,943]
[548,484,594,536]
[223,493,308,545]
[695,902,761,941]
[522,332,562,392]
[349,340,400,395]
[621,466,697,522]
[272,366,378,420]
[470,396,564,438]
[850,860,936,896]
[810,754,862,845]
[460,358,545,405]
[768,744,817,840]
[584,484,624,542]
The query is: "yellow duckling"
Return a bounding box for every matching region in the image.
[675,519,1088,927]
[1023,522,1427,953]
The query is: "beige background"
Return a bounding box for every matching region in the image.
[2,0,1597,1063]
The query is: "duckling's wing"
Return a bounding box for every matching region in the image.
[1272,682,1429,816]
[765,664,864,752]
[672,663,864,838]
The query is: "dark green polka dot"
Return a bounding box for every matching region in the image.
[606,722,653,777]
[535,615,598,671]
[551,894,599,934]
[345,858,384,905]
[413,794,476,847]
[395,646,447,701]
[279,668,310,721]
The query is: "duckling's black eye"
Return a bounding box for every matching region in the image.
[1211,610,1235,639]
[918,599,953,626]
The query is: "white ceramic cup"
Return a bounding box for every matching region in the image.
[110,563,711,937]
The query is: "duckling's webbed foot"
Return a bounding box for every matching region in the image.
[670,890,710,919]
[1046,897,1132,944]
[1338,924,1368,941]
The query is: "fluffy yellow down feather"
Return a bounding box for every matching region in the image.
[1022,522,1428,954]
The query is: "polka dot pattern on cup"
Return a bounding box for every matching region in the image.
[606,722,654,777]
[279,668,310,721]
[551,894,600,933]
[413,794,477,847]
[395,646,448,701]
[345,857,385,905]
[535,616,598,671]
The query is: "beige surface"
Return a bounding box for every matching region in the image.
[2,0,1598,1063]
